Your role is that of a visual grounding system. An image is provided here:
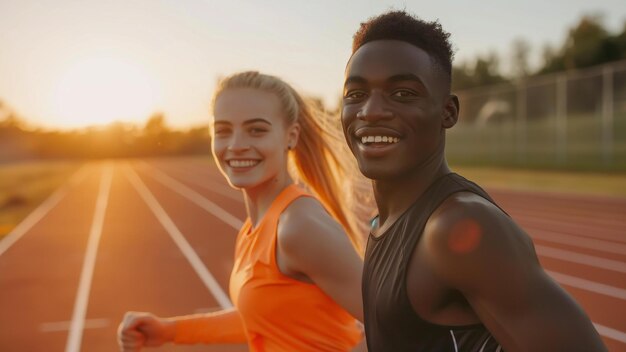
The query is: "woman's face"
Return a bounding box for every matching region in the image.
[211,88,298,190]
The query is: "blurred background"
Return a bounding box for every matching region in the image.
[2,0,626,163]
[1,1,626,351]
[3,0,625,237]
[2,0,626,161]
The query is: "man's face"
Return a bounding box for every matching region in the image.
[341,40,456,181]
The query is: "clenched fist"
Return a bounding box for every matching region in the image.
[117,311,176,351]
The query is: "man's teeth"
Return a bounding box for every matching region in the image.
[228,160,259,168]
[360,136,399,144]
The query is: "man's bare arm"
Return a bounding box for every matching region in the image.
[422,192,606,352]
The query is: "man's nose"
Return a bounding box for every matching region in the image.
[358,92,393,122]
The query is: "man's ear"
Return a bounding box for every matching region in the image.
[442,94,459,129]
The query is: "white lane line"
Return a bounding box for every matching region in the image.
[548,271,626,343]
[124,166,233,308]
[0,166,88,257]
[546,270,626,300]
[593,323,626,344]
[161,166,243,203]
[65,166,112,352]
[537,245,626,274]
[139,163,243,230]
[530,229,626,255]
[41,318,110,333]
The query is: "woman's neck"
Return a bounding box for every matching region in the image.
[242,171,294,228]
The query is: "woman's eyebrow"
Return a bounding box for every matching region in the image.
[243,118,272,126]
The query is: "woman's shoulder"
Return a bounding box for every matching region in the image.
[277,196,345,253]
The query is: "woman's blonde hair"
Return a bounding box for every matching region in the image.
[211,71,374,253]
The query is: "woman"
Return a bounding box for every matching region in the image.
[118,71,369,351]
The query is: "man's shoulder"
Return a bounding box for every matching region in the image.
[428,191,506,232]
[422,190,533,266]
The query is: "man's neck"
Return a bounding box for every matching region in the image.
[372,156,451,234]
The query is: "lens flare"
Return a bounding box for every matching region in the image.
[447,219,482,254]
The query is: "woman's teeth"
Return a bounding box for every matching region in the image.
[360,136,399,144]
[228,160,259,168]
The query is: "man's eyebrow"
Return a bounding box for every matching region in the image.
[388,74,425,85]
[344,76,367,86]
[344,74,426,86]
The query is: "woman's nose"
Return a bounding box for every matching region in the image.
[226,133,251,152]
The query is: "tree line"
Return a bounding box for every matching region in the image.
[2,14,625,162]
[452,14,626,90]
[0,111,210,162]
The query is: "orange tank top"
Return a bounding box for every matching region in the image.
[229,184,362,352]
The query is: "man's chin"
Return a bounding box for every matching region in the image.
[357,163,399,181]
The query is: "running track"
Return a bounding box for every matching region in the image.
[0,158,624,351]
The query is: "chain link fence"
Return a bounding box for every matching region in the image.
[447,60,626,171]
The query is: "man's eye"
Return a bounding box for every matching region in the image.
[392,90,416,98]
[345,91,366,100]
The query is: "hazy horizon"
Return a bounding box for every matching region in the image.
[1,0,625,130]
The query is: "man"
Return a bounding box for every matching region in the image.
[341,10,607,352]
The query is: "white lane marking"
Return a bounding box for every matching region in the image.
[593,323,626,344]
[536,245,626,274]
[41,318,109,332]
[124,166,233,308]
[530,229,626,255]
[520,217,624,244]
[546,270,626,300]
[139,163,243,230]
[161,166,243,202]
[0,165,88,257]
[65,166,112,352]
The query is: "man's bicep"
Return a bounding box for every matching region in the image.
[466,266,605,351]
[427,205,603,350]
[438,213,605,351]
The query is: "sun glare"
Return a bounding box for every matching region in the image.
[52,57,161,129]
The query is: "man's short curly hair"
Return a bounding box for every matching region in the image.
[352,10,454,85]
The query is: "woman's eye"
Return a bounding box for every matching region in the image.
[249,128,267,135]
[213,129,231,136]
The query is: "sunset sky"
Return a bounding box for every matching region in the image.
[1,0,625,130]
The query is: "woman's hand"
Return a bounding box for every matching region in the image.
[117,311,176,351]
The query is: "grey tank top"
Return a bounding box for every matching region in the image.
[363,173,504,352]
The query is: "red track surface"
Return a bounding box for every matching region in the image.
[0,159,624,351]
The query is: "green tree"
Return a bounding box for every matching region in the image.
[452,53,508,91]
[539,14,625,74]
[511,38,531,80]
